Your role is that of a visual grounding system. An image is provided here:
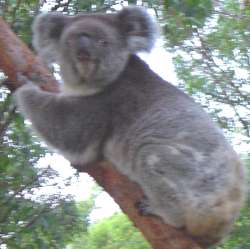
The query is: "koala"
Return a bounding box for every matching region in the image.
[15,6,246,248]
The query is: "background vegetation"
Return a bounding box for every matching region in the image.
[0,0,249,248]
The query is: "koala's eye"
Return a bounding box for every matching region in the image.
[97,39,109,46]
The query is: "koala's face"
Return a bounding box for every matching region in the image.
[59,17,128,89]
[32,7,157,94]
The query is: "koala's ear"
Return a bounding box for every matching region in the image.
[117,7,158,53]
[32,12,69,63]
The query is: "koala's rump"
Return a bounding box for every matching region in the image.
[105,91,245,247]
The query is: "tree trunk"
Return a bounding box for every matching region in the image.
[0,17,203,249]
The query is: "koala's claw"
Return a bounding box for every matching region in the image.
[17,73,28,84]
[16,73,40,91]
[17,73,35,85]
[135,197,152,216]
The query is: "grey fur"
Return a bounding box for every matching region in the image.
[15,7,246,248]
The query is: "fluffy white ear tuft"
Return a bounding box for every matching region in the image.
[32,12,69,63]
[117,6,158,53]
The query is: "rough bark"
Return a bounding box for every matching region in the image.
[0,17,202,249]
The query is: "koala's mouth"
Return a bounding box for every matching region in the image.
[76,52,91,62]
[74,54,98,81]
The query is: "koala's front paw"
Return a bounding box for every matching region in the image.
[16,73,39,92]
[14,81,39,100]
[17,73,39,86]
[14,75,40,111]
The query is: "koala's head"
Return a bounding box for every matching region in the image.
[32,7,158,95]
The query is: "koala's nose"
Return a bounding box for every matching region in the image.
[77,35,91,53]
[76,35,92,61]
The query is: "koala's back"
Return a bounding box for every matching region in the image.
[104,55,246,247]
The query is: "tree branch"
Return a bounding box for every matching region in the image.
[0,17,203,249]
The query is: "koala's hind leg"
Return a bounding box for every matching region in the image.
[133,144,234,248]
[132,144,187,228]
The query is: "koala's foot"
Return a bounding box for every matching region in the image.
[135,197,154,216]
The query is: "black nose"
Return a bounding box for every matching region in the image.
[77,35,91,51]
[76,35,92,60]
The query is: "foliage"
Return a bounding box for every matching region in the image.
[1,200,87,248]
[163,0,250,147]
[0,0,40,43]
[68,212,152,249]
[55,0,106,14]
[163,0,213,45]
